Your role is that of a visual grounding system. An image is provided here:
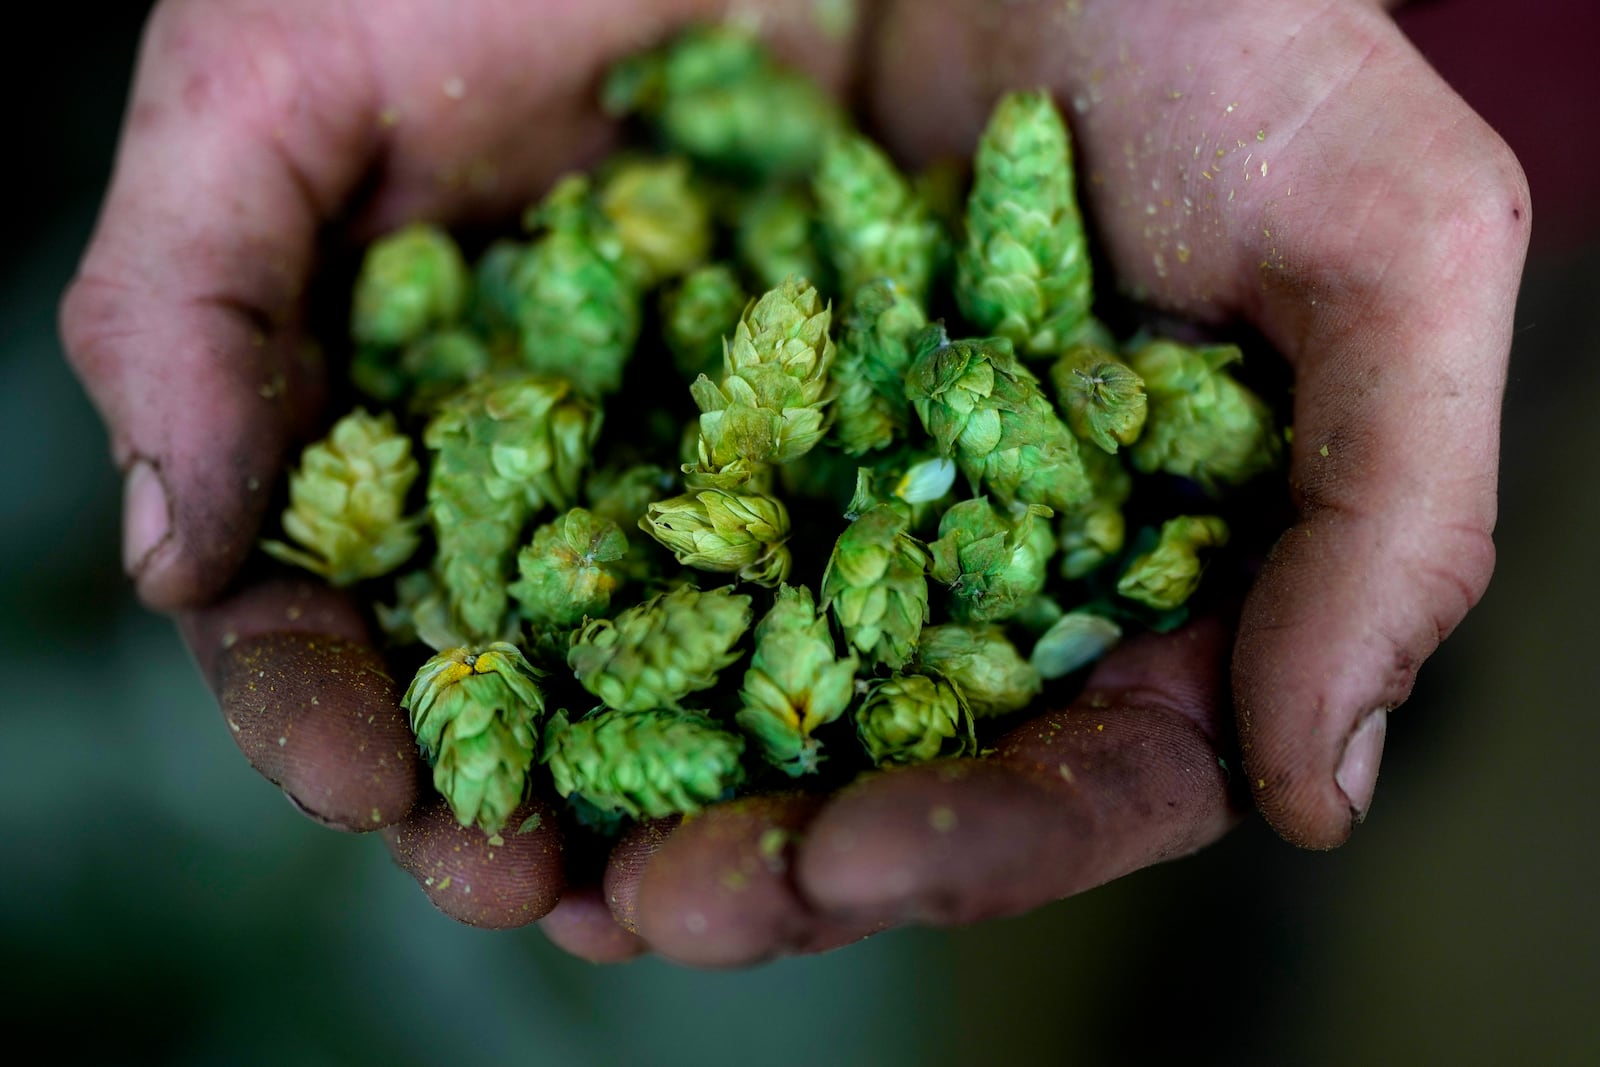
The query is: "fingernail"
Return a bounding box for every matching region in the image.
[285,791,355,832]
[1335,708,1387,823]
[123,458,172,576]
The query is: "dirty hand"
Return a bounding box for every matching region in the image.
[61,0,1526,966]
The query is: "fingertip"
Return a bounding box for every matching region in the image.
[613,796,872,967]
[539,884,649,963]
[384,796,565,928]
[214,631,419,830]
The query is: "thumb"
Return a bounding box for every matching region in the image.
[59,3,371,610]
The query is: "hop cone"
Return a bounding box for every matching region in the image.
[352,327,494,411]
[377,568,478,652]
[602,25,846,180]
[1117,515,1230,611]
[640,485,792,587]
[813,130,941,304]
[927,497,1055,624]
[586,462,679,529]
[509,508,629,629]
[734,185,829,292]
[916,624,1041,718]
[856,672,976,765]
[568,584,753,711]
[1050,343,1148,454]
[821,502,930,670]
[599,154,712,287]
[542,708,745,821]
[513,175,642,395]
[351,222,469,349]
[690,277,836,469]
[662,263,747,382]
[425,374,602,642]
[955,90,1093,358]
[736,584,860,775]
[1058,445,1132,579]
[261,408,421,586]
[403,644,546,835]
[471,239,526,341]
[1127,340,1282,494]
[830,279,926,455]
[904,326,1091,512]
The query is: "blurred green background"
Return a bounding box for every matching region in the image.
[4,4,1596,1064]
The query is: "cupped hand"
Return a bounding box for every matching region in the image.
[61,0,1527,965]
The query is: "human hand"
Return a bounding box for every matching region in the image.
[62,0,1527,966]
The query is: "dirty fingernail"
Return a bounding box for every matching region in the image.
[123,458,172,576]
[1335,708,1387,822]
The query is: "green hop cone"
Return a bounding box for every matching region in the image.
[1116,515,1230,611]
[813,130,941,304]
[856,672,976,765]
[830,279,926,455]
[640,485,792,587]
[915,623,1041,718]
[602,25,846,180]
[1058,445,1133,579]
[904,326,1091,512]
[820,502,931,670]
[509,508,629,629]
[513,174,642,395]
[470,239,526,341]
[598,154,712,287]
[1127,339,1283,494]
[1029,611,1122,680]
[736,584,860,776]
[377,568,476,652]
[662,263,747,382]
[351,222,469,349]
[403,644,547,835]
[1050,343,1148,454]
[690,276,836,468]
[542,708,745,821]
[568,584,753,711]
[955,90,1093,358]
[261,408,421,586]
[425,374,602,642]
[927,497,1055,624]
[734,185,829,292]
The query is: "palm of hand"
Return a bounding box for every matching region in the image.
[62,0,1526,965]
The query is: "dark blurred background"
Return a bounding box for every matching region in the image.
[4,2,1596,1063]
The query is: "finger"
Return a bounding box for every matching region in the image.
[58,2,383,609]
[797,618,1239,927]
[180,570,420,831]
[538,884,648,964]
[383,794,564,928]
[1224,17,1530,847]
[606,798,882,967]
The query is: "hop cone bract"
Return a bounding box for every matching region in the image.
[916,623,1041,718]
[513,175,642,395]
[736,584,860,775]
[542,708,745,821]
[425,374,601,642]
[351,222,469,349]
[904,327,1091,512]
[956,90,1093,358]
[568,584,753,711]
[403,644,546,835]
[813,131,941,304]
[1117,515,1230,611]
[821,502,930,670]
[1127,340,1282,494]
[261,408,421,586]
[856,672,976,765]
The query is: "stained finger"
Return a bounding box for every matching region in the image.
[181,571,419,831]
[606,797,881,967]
[538,884,649,964]
[797,619,1238,926]
[383,794,564,928]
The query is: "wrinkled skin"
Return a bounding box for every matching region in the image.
[62,0,1528,965]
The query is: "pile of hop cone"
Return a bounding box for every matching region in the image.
[259,26,1286,838]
